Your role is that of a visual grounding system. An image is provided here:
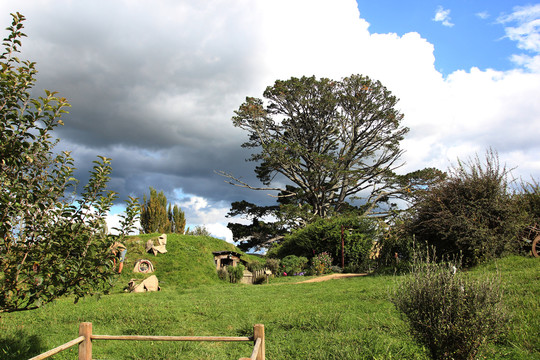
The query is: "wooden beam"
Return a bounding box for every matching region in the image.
[254,324,265,360]
[28,336,84,360]
[91,335,252,342]
[79,322,92,360]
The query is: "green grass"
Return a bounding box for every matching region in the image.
[0,236,538,359]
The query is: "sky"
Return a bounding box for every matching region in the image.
[1,1,539,242]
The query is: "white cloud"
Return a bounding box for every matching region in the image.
[476,11,490,20]
[179,195,235,242]
[433,6,454,27]
[498,4,540,52]
[498,4,540,71]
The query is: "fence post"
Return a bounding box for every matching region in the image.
[254,324,265,360]
[79,322,92,360]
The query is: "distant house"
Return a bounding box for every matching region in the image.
[212,251,247,270]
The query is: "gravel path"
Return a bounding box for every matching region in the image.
[297,273,367,283]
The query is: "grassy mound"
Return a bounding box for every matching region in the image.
[112,233,259,292]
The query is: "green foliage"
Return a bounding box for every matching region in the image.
[227,264,245,283]
[224,74,408,219]
[407,150,523,266]
[170,204,186,234]
[275,215,377,271]
[280,255,308,275]
[140,187,171,233]
[226,187,309,252]
[217,267,228,281]
[0,13,139,313]
[264,258,280,276]
[246,260,263,272]
[311,252,333,275]
[374,220,420,274]
[392,251,508,360]
[140,188,186,234]
[186,225,211,236]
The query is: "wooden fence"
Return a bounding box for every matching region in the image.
[29,322,265,360]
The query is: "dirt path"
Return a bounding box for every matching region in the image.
[296,273,367,283]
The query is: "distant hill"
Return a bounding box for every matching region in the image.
[113,233,259,292]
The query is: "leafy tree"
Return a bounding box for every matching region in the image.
[220,74,409,219]
[225,186,312,252]
[170,204,186,234]
[140,188,185,234]
[407,150,523,266]
[0,13,139,313]
[140,187,170,233]
[269,214,378,272]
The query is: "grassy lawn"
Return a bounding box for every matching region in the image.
[0,235,538,359]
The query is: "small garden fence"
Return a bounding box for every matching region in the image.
[29,322,265,360]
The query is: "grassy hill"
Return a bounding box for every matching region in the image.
[0,235,538,359]
[116,233,260,291]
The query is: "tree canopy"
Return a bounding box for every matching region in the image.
[140,187,186,234]
[221,74,409,219]
[222,75,410,251]
[0,13,139,312]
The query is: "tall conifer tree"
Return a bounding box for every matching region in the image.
[140,188,186,234]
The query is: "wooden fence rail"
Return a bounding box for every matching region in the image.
[28,322,265,360]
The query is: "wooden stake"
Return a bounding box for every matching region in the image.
[79,322,92,360]
[253,324,265,360]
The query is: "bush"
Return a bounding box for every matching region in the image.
[264,258,280,276]
[217,267,228,281]
[311,252,333,275]
[247,260,263,272]
[275,215,377,270]
[407,150,523,266]
[227,264,245,283]
[280,255,308,275]
[392,251,508,360]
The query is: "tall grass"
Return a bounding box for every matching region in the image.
[0,235,538,359]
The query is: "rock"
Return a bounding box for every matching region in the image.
[127,275,161,293]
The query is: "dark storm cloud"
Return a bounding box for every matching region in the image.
[1,1,271,211]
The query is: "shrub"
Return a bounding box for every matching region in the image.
[280,255,308,275]
[407,150,523,266]
[227,264,245,283]
[311,252,333,275]
[276,215,377,270]
[392,251,508,360]
[264,258,280,276]
[247,260,263,272]
[217,267,228,281]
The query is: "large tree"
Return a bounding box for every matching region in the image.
[221,74,409,219]
[140,187,186,234]
[0,13,139,312]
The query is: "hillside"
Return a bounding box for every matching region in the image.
[0,250,538,359]
[114,233,260,291]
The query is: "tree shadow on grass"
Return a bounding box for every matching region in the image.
[0,330,45,360]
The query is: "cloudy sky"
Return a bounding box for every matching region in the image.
[1,1,539,242]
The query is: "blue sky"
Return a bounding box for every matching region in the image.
[357,1,530,74]
[1,1,539,241]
